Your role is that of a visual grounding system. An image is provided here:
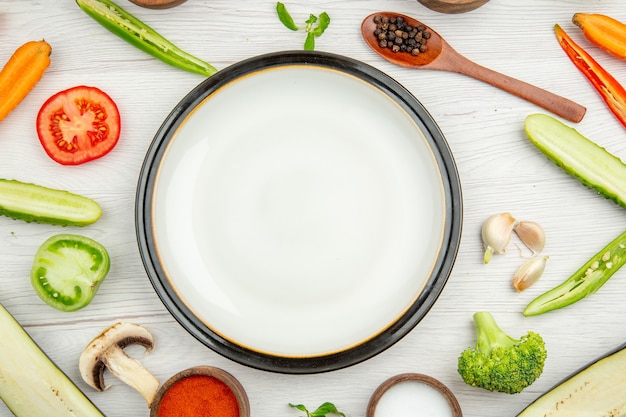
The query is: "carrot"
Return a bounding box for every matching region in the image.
[0,40,52,122]
[573,13,626,61]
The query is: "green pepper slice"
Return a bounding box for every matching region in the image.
[76,0,218,77]
[31,234,110,312]
[524,229,626,316]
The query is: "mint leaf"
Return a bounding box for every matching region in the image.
[305,13,318,31]
[275,2,330,50]
[310,402,346,417]
[276,2,299,31]
[289,404,310,414]
[313,12,330,37]
[289,402,346,417]
[304,32,315,50]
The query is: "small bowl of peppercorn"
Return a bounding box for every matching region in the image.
[417,0,489,14]
[150,366,250,417]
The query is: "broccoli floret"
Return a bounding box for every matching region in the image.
[457,311,547,394]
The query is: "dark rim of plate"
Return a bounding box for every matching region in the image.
[135,50,463,374]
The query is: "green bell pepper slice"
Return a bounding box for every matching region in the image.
[31,234,110,312]
[524,229,626,316]
[76,0,218,77]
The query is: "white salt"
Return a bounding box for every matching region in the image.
[374,381,453,417]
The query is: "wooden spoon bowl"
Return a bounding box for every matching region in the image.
[417,0,489,14]
[362,13,445,69]
[129,0,187,9]
[362,12,586,123]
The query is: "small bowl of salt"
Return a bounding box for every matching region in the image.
[367,373,462,417]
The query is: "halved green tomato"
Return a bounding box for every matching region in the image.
[31,234,110,312]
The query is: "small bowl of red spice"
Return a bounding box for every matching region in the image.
[150,366,250,417]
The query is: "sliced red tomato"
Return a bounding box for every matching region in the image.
[36,85,121,165]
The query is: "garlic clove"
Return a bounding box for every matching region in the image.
[481,212,516,264]
[514,220,546,257]
[513,256,549,291]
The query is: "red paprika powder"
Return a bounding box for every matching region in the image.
[157,374,240,417]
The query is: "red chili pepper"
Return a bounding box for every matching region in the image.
[573,13,626,61]
[554,24,626,129]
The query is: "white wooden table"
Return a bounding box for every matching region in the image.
[1,1,626,416]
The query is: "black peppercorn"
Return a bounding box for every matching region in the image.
[372,15,431,57]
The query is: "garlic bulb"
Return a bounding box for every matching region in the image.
[481,212,516,264]
[514,221,546,256]
[513,256,549,291]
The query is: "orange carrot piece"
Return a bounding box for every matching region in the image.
[573,13,626,61]
[0,40,52,122]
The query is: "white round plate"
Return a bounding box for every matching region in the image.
[136,51,462,373]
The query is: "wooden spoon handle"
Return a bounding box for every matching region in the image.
[439,49,586,122]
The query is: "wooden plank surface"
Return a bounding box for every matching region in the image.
[0,1,625,416]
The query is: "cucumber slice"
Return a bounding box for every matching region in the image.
[0,303,105,416]
[517,343,626,416]
[524,113,626,209]
[0,179,102,226]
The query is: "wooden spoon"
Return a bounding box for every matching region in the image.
[128,0,187,9]
[362,12,586,123]
[417,0,489,14]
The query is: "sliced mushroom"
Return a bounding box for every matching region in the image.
[79,322,160,407]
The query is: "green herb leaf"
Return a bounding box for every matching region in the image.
[275,2,331,50]
[310,402,346,417]
[276,2,299,31]
[304,32,315,50]
[289,402,346,417]
[313,12,331,37]
[289,403,310,414]
[305,13,318,30]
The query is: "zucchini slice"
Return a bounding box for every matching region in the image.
[517,343,626,416]
[0,179,102,226]
[524,113,626,209]
[0,303,105,416]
